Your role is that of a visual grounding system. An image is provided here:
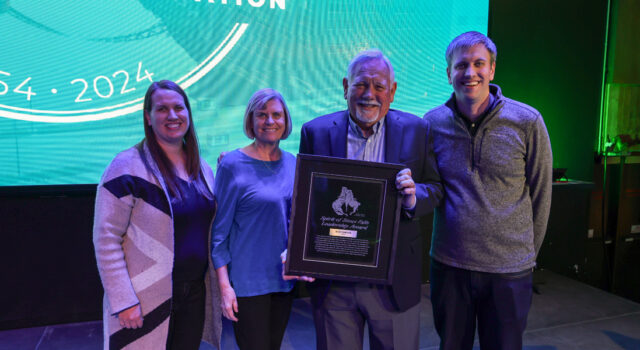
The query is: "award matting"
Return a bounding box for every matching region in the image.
[285,154,403,284]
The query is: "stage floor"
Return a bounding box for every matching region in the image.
[1,270,639,350]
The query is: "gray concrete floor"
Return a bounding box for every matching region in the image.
[1,270,639,350]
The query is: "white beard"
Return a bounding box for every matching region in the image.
[354,107,380,125]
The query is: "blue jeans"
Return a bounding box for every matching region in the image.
[430,259,533,350]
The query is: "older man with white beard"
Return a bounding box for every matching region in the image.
[298,49,442,350]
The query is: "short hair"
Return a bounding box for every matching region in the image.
[243,88,293,140]
[445,31,497,68]
[346,49,395,84]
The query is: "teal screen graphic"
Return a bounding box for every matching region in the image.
[0,0,489,186]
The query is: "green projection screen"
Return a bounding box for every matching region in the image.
[0,0,488,186]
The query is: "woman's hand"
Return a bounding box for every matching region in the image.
[118,304,143,329]
[217,151,228,166]
[281,249,315,282]
[220,285,239,321]
[216,265,239,321]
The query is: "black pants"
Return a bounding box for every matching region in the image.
[430,259,533,350]
[233,290,295,350]
[166,279,206,350]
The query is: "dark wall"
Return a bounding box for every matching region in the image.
[608,0,640,84]
[488,0,609,181]
[0,186,103,329]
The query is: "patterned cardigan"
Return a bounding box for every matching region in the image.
[93,142,222,349]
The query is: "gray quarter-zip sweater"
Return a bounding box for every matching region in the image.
[424,84,552,273]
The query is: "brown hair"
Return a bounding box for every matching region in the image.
[142,80,211,199]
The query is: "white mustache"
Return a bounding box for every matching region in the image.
[357,100,380,107]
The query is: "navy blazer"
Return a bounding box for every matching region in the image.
[299,109,442,311]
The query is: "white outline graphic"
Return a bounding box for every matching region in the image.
[0,23,249,123]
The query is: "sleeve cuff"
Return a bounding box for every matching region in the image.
[402,206,416,219]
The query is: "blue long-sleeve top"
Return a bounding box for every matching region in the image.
[211,149,295,297]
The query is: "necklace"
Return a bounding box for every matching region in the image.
[259,158,278,174]
[251,142,280,174]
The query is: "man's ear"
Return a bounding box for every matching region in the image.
[489,61,496,81]
[389,81,397,103]
[343,77,349,100]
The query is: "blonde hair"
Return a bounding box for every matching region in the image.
[243,88,292,140]
[446,31,497,68]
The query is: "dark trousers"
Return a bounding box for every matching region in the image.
[166,279,206,350]
[430,259,533,350]
[233,290,295,350]
[312,282,420,350]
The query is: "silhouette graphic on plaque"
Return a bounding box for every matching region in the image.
[332,187,361,216]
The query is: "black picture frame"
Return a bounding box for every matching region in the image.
[285,154,403,284]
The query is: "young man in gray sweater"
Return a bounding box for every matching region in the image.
[423,31,552,349]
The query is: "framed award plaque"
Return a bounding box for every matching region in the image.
[285,154,404,284]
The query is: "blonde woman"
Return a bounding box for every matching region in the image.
[212,88,296,350]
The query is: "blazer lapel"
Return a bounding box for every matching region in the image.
[329,111,349,158]
[384,111,403,164]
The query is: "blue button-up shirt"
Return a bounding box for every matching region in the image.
[346,115,385,162]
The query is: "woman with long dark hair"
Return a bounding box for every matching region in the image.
[93,80,221,349]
